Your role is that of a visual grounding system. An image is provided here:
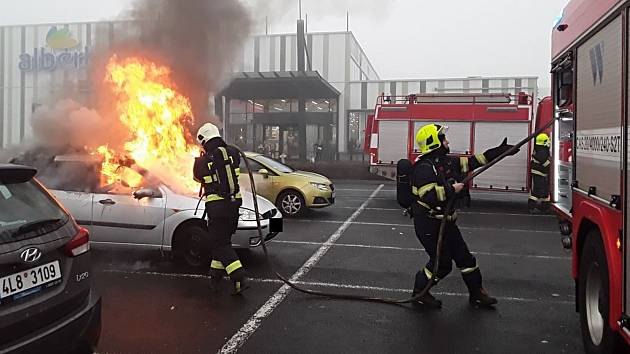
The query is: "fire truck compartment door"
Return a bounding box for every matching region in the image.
[473,122,529,190]
[412,121,471,154]
[377,121,409,164]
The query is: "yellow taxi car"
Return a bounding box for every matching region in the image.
[238,152,334,216]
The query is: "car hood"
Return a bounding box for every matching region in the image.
[164,187,276,213]
[289,171,331,184]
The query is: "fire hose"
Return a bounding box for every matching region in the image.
[237,117,558,305]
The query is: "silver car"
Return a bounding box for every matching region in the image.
[14,154,283,268]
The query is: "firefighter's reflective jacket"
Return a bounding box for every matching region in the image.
[529,145,551,203]
[530,147,550,179]
[193,141,242,204]
[411,143,512,219]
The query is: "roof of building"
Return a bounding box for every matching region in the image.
[220,71,340,99]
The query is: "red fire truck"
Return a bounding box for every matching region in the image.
[364,93,537,193]
[550,0,630,353]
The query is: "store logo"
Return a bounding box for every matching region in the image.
[18,26,90,72]
[589,42,604,86]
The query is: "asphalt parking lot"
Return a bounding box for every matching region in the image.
[92,180,582,354]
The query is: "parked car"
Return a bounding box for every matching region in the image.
[21,154,283,268]
[239,152,335,216]
[0,164,101,353]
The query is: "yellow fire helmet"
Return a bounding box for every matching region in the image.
[416,124,448,154]
[535,133,550,147]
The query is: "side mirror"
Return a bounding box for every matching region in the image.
[258,169,270,179]
[133,188,159,200]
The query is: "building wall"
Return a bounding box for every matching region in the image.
[0,21,134,148]
[0,20,539,159]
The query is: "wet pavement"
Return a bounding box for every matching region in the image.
[92,180,582,354]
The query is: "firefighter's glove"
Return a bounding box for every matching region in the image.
[484,138,519,162]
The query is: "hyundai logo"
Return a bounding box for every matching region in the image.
[20,248,42,263]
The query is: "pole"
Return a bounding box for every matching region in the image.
[299,0,302,20]
[265,16,268,35]
[347,11,349,31]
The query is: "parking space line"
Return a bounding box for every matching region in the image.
[101,269,573,306]
[219,184,384,354]
[294,219,558,234]
[329,206,555,217]
[271,240,570,260]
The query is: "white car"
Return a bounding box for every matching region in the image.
[16,154,282,268]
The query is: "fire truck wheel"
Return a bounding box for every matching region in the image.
[579,232,618,354]
[277,190,306,217]
[177,224,209,268]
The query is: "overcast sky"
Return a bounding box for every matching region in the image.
[0,0,569,94]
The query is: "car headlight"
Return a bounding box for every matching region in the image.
[310,182,329,191]
[239,208,259,221]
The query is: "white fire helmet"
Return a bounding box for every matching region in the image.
[196,123,221,146]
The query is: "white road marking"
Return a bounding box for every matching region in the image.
[270,240,570,260]
[329,206,556,217]
[102,269,573,305]
[218,184,384,354]
[294,219,558,234]
[334,188,396,192]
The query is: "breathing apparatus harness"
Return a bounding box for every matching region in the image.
[201,118,557,305]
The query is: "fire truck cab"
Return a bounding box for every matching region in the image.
[550,0,630,353]
[364,92,535,193]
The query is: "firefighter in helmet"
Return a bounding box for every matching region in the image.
[528,133,551,214]
[193,123,248,295]
[411,123,519,308]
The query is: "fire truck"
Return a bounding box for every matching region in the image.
[364,92,537,193]
[550,0,630,353]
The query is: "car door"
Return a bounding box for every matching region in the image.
[90,167,165,247]
[51,190,94,232]
[239,158,277,202]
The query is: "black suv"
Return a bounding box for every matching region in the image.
[0,164,101,353]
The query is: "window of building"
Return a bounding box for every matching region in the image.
[347,111,367,153]
[306,99,336,112]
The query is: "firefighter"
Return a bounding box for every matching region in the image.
[411,124,518,308]
[193,123,248,295]
[529,133,551,214]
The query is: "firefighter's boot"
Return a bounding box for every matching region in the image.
[469,288,498,308]
[412,268,442,309]
[227,262,249,295]
[462,268,497,308]
[209,267,224,293]
[232,277,250,295]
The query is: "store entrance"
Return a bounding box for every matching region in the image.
[256,125,300,160]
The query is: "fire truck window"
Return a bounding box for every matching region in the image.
[556,69,573,108]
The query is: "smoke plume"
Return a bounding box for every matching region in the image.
[122,0,252,129]
[30,99,127,151]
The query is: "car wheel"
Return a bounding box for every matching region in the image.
[579,231,620,354]
[277,190,306,217]
[179,224,209,268]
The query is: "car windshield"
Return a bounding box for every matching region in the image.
[255,155,295,173]
[0,179,68,244]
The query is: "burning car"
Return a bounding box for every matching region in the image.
[11,152,282,268]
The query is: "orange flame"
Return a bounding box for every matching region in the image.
[97,55,200,194]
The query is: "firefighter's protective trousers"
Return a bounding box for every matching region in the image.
[193,139,245,281]
[412,215,482,293]
[206,200,244,282]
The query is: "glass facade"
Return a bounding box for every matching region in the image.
[226,97,338,161]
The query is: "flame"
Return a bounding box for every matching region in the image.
[96,55,201,194]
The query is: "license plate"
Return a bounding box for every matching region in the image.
[1,261,61,299]
[270,218,283,233]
